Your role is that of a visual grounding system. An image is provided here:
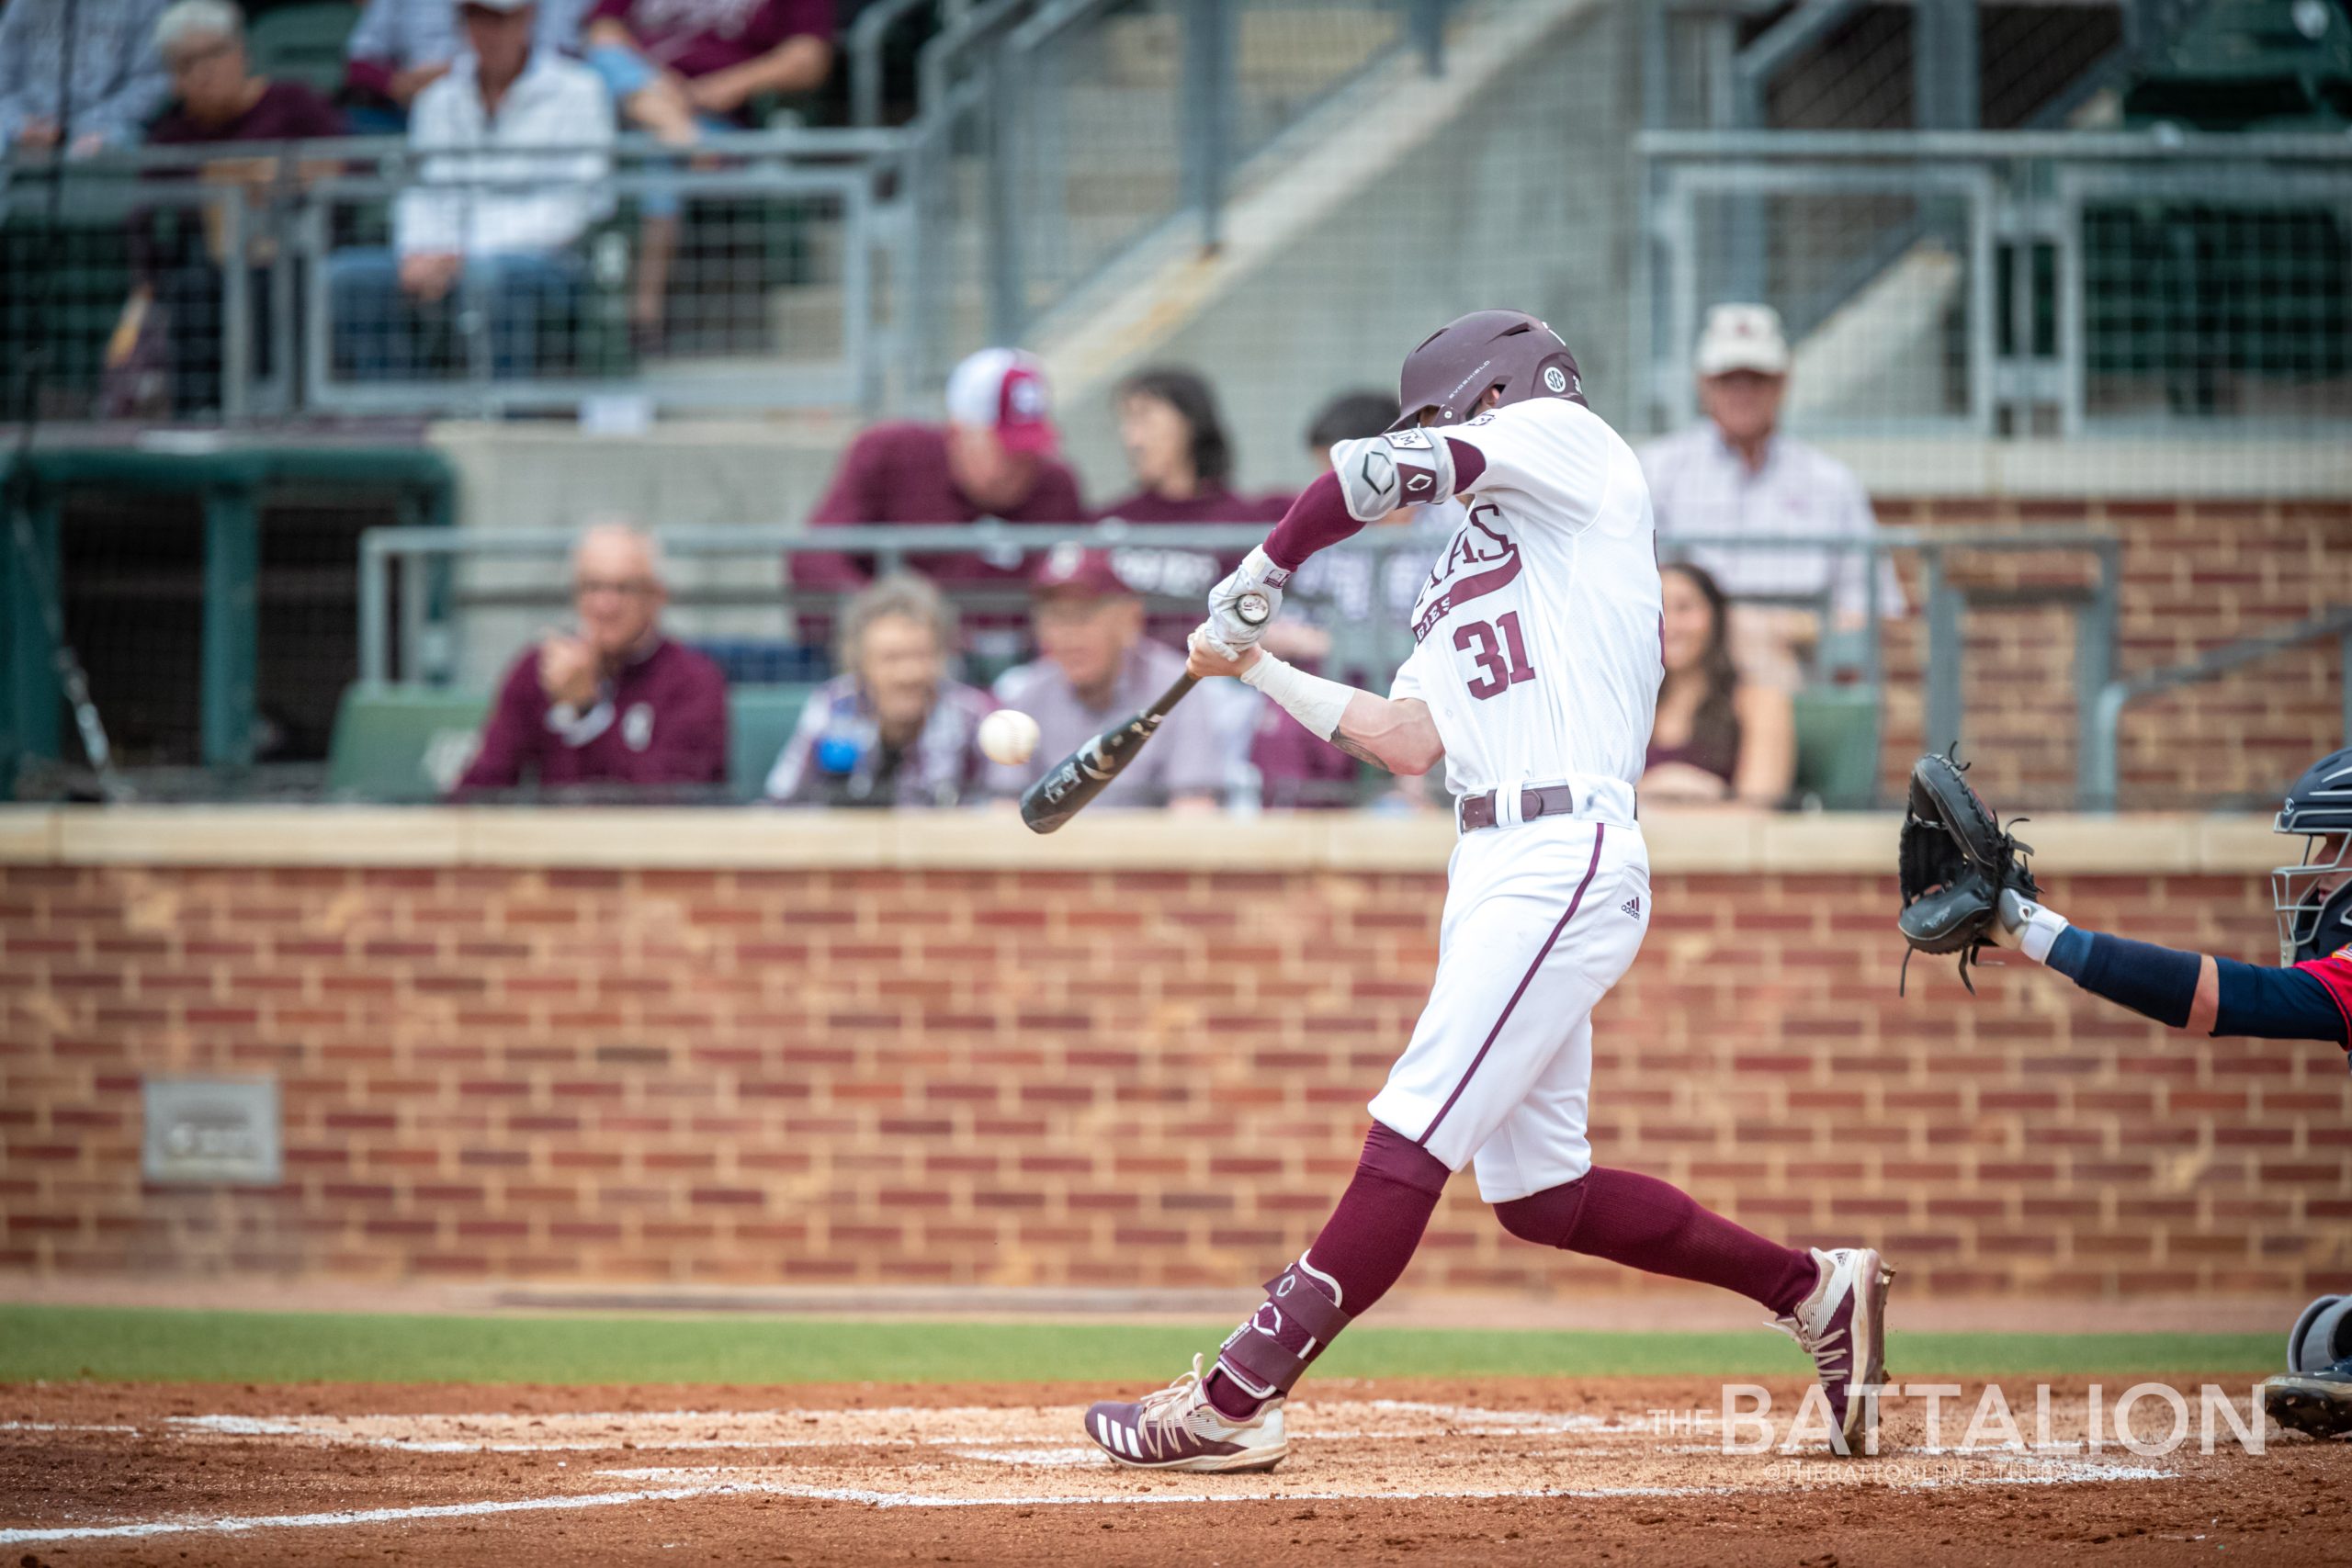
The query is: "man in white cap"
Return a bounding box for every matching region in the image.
[1640,303,1903,688]
[792,347,1089,601]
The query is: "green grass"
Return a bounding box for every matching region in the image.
[0,1305,2278,1387]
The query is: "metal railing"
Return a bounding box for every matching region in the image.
[354,520,2137,808]
[2,130,911,423]
[1634,130,2352,439]
[896,0,1453,378]
[2082,607,2352,813]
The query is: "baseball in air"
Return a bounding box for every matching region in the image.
[979,708,1042,766]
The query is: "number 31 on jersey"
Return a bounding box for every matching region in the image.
[1453,612,1535,700]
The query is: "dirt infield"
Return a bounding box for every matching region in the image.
[4,1374,2347,1566]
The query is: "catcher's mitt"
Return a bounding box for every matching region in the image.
[1897,750,2038,994]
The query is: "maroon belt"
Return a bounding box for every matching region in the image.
[1458,784,1589,833]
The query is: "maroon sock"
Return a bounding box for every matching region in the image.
[1204,1122,1449,1419]
[1494,1166,1819,1316]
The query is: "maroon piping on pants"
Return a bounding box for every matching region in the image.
[1416,823,1607,1148]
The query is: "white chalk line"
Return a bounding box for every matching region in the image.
[0,1422,141,1434]
[0,1479,1767,1543]
[1,1453,2185,1546]
[47,1404,1612,1456]
[0,1483,748,1545]
[2,1400,2178,1545]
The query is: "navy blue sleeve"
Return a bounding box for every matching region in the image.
[2048,929,2199,1029]
[2213,958,2350,1044]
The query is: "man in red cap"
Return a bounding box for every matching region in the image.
[987,545,1227,811]
[790,347,1089,603]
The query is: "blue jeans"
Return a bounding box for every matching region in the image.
[327,248,581,381]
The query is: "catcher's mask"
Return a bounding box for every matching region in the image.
[2270,747,2352,964]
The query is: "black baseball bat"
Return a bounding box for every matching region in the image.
[1017,593,1269,834]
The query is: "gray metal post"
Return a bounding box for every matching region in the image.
[2342,626,2352,748]
[1639,0,1669,130]
[1182,0,1233,251]
[1717,13,1762,303]
[358,534,388,686]
[219,197,252,423]
[1410,0,1445,76]
[400,550,429,687]
[1923,552,1964,756]
[2084,683,2123,814]
[985,47,1024,344]
[1914,0,1980,131]
[1861,539,1885,808]
[2073,541,2120,809]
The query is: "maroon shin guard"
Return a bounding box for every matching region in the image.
[1494,1166,1818,1315]
[1205,1122,1450,1419]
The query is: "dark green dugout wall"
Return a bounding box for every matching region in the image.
[1,446,454,789]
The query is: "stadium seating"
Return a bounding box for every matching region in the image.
[326,682,818,802]
[324,685,490,802]
[1791,687,1880,810]
[245,3,362,100]
[725,684,810,802]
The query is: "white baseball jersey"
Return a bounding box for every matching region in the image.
[1387,397,1664,802]
[1359,393,1662,1201]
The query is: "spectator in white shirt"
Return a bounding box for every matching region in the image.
[326,0,613,381]
[1640,303,1905,691]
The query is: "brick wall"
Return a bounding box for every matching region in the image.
[1871,497,2352,809]
[6,845,2348,1299]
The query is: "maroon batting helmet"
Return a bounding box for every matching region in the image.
[1389,310,1585,431]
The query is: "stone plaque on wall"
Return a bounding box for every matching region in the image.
[141,1076,281,1187]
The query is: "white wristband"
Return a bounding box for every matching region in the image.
[1238,650,1353,741]
[2018,901,2071,964]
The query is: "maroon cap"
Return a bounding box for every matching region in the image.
[1390,310,1586,431]
[1031,543,1132,599]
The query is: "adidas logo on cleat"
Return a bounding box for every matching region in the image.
[1620,895,1642,919]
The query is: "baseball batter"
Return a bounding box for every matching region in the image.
[1080,311,1894,1472]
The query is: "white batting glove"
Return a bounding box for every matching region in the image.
[1204,545,1286,653]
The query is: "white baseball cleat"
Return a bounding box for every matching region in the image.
[1771,1246,1895,1456]
[1081,1354,1289,1472]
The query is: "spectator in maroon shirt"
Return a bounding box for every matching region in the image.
[789,346,1087,642]
[1094,366,1291,526]
[1091,365,1288,644]
[107,1,348,417]
[452,523,729,797]
[583,0,835,338]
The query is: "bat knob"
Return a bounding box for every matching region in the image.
[1236,592,1271,626]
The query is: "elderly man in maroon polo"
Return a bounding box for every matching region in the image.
[452,523,729,796]
[988,546,1227,812]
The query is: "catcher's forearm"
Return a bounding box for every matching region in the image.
[2013,907,2343,1043]
[2041,926,2202,1030]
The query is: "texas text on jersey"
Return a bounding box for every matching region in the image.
[1388,396,1663,803]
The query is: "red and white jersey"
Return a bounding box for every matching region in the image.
[1388,397,1663,800]
[2296,943,2352,1042]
